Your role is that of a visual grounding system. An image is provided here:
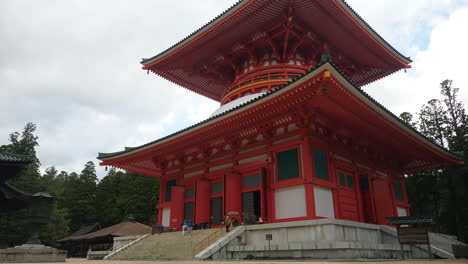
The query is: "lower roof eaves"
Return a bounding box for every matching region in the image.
[98,62,463,174]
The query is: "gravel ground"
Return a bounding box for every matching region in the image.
[5,258,467,264]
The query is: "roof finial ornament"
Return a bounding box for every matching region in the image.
[320,49,333,64]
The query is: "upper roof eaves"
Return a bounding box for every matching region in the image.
[140,0,411,67]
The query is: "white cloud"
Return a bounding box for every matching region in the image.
[364,7,468,116]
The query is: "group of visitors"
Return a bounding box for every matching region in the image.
[181,214,263,235]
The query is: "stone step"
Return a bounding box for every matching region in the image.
[108,228,221,260]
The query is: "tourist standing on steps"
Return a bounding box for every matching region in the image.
[187,221,193,236]
[224,215,231,232]
[181,219,189,236]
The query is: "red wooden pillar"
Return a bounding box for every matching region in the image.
[157,208,163,225]
[225,173,242,217]
[195,178,211,224]
[265,152,275,222]
[157,179,165,225]
[170,186,185,229]
[367,173,378,223]
[302,137,316,217]
[329,154,341,219]
[353,166,364,223]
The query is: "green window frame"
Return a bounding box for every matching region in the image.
[243,175,261,188]
[165,179,177,202]
[313,149,329,180]
[394,180,403,201]
[212,182,223,194]
[347,175,353,188]
[339,172,345,186]
[360,177,369,190]
[277,148,300,181]
[185,188,194,199]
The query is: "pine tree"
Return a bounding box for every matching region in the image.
[438,80,468,241]
[403,80,467,241]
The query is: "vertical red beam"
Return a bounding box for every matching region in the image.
[225,172,242,217]
[354,166,364,223]
[266,153,276,222]
[170,186,185,229]
[302,137,316,217]
[329,155,341,219]
[157,207,163,225]
[157,179,165,225]
[390,179,398,217]
[368,173,378,223]
[195,178,211,224]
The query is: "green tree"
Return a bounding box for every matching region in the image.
[39,203,69,247]
[399,112,418,128]
[95,169,159,227]
[438,80,467,241]
[61,163,98,232]
[403,79,468,242]
[418,99,448,148]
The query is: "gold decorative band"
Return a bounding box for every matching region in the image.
[222,78,291,102]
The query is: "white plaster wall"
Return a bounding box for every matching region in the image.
[275,185,306,219]
[397,206,407,217]
[162,207,171,227]
[314,185,335,218]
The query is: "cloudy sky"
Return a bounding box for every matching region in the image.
[1,0,468,178]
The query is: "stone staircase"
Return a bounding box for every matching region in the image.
[106,228,221,260]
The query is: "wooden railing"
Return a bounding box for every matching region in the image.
[191,227,225,256]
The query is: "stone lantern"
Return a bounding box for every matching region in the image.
[23,192,54,245]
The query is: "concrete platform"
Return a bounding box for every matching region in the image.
[195,219,467,260]
[0,244,66,263]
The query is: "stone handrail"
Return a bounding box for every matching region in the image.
[103,234,149,259]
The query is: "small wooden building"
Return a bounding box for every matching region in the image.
[59,218,150,257]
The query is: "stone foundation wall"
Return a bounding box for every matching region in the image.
[203,219,430,260]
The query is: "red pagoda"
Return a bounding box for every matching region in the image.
[98,0,463,230]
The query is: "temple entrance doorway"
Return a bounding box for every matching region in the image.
[242,190,261,224]
[337,171,359,221]
[241,172,262,224]
[210,197,223,226]
[184,202,194,222]
[359,176,376,223]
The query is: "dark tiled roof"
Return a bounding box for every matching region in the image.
[61,220,151,241]
[0,152,34,164]
[59,223,101,241]
[387,216,433,225]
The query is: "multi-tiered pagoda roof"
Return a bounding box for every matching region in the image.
[98,0,463,175]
